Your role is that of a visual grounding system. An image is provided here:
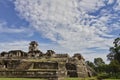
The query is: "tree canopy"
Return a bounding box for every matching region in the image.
[107,37,120,63]
[94,58,105,67]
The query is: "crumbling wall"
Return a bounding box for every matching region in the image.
[65,63,78,77]
[57,62,67,80]
[0,59,20,69]
[33,62,58,69]
[55,54,69,58]
[0,70,58,80]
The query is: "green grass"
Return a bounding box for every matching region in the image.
[104,79,120,80]
[0,78,94,80]
[65,78,120,80]
[65,77,97,80]
[0,78,46,80]
[0,78,96,80]
[0,78,119,80]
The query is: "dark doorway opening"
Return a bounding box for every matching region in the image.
[65,63,77,70]
[65,63,78,77]
[4,61,8,68]
[88,72,91,77]
[67,71,78,77]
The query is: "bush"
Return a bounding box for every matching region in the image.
[97,73,110,79]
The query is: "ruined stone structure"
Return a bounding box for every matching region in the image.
[0,41,93,80]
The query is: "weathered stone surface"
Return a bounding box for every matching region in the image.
[0,41,94,79]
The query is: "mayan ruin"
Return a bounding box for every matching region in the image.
[0,41,94,80]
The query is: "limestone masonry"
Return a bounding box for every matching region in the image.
[0,41,94,80]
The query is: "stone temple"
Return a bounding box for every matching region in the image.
[0,41,94,80]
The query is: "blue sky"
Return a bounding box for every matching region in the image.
[0,0,120,62]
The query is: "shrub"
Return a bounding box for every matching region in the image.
[97,73,110,79]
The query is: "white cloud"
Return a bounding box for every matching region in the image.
[13,0,120,62]
[0,21,24,33]
[114,0,120,11]
[83,53,110,64]
[76,0,105,13]
[0,21,34,37]
[107,0,114,5]
[0,41,29,52]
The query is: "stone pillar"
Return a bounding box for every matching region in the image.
[76,60,88,78]
[57,62,67,80]
[76,65,87,77]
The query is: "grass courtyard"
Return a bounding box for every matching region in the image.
[0,78,119,80]
[0,78,46,80]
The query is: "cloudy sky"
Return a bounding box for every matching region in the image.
[0,0,120,63]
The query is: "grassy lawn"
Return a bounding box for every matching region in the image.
[104,79,120,80]
[65,77,97,80]
[0,78,119,80]
[0,78,46,80]
[0,78,95,80]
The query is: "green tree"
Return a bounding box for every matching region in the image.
[86,61,95,69]
[93,58,105,73]
[94,58,105,67]
[109,60,120,78]
[107,37,120,63]
[107,37,120,78]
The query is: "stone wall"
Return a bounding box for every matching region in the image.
[0,70,58,80]
[0,59,20,69]
[55,54,69,58]
[65,63,78,77]
[57,62,67,80]
[33,62,58,69]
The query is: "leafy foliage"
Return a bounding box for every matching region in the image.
[94,58,105,67]
[86,37,120,79]
[105,37,120,79]
[107,37,120,63]
[86,61,95,69]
